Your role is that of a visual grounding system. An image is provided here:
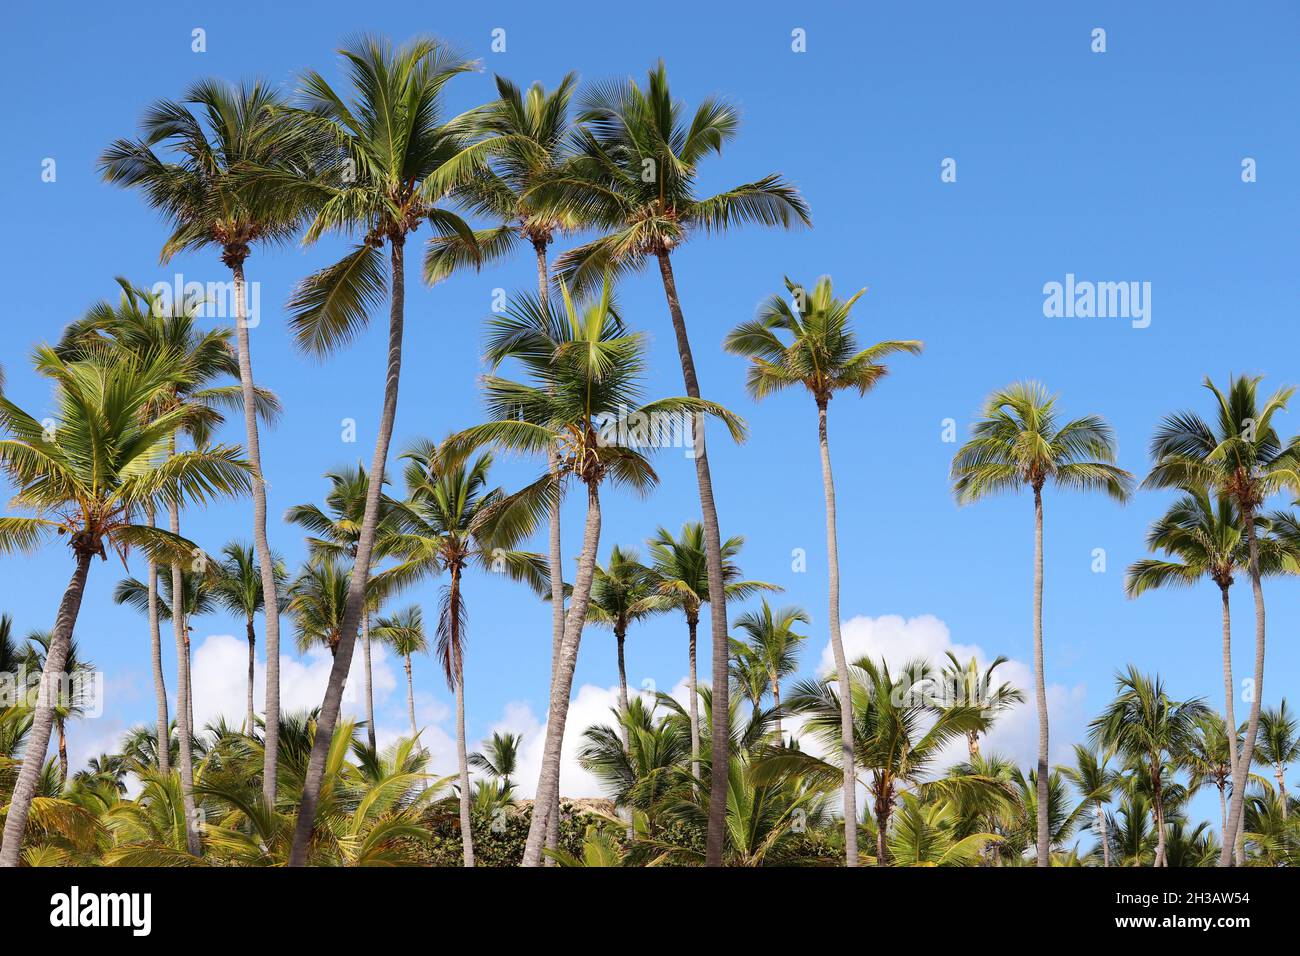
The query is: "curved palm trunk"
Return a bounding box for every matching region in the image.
[245,619,256,736]
[230,259,283,814]
[405,654,417,739]
[146,506,170,776]
[289,238,408,866]
[616,624,630,752]
[1221,505,1266,865]
[687,614,701,783]
[0,551,92,867]
[448,566,475,867]
[1097,802,1111,867]
[1032,485,1050,867]
[817,399,860,866]
[362,612,376,751]
[522,480,602,866]
[1218,584,1243,864]
[656,252,730,866]
[170,500,200,856]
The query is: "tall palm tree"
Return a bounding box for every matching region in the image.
[939,652,1026,759]
[1256,700,1299,818]
[469,731,523,792]
[951,381,1133,865]
[1061,744,1119,867]
[100,78,313,815]
[371,606,428,740]
[586,545,666,749]
[1090,667,1209,867]
[285,557,360,659]
[286,465,400,750]
[730,600,808,740]
[1182,710,1241,846]
[547,64,810,862]
[0,347,250,866]
[725,273,919,862]
[18,632,96,787]
[376,446,547,867]
[445,275,745,866]
[647,523,777,782]
[280,35,484,867]
[207,540,285,734]
[1144,375,1300,863]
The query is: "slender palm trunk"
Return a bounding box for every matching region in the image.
[1278,769,1288,819]
[616,624,630,751]
[289,238,408,866]
[405,654,417,739]
[1031,485,1050,867]
[1218,783,1229,848]
[1152,759,1166,867]
[522,480,602,866]
[57,723,68,789]
[772,679,783,740]
[362,612,376,751]
[874,784,890,866]
[1221,503,1266,865]
[447,565,475,867]
[655,252,729,866]
[1097,802,1111,867]
[967,732,981,760]
[687,614,701,783]
[1218,583,1243,864]
[170,500,200,856]
[146,506,170,776]
[0,551,91,867]
[245,619,256,735]
[229,258,282,813]
[817,399,860,866]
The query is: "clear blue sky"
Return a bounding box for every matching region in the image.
[3,1,1298,826]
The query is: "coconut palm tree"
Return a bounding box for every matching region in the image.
[1144,375,1300,864]
[444,275,745,866]
[207,541,285,735]
[99,78,315,815]
[285,557,359,659]
[1181,710,1241,847]
[951,381,1133,865]
[647,523,777,782]
[17,632,96,787]
[375,445,548,867]
[0,347,250,866]
[371,606,428,740]
[546,63,810,863]
[730,601,808,741]
[1090,667,1209,867]
[725,274,921,863]
[1256,700,1299,818]
[1061,744,1119,867]
[469,731,522,792]
[279,35,485,867]
[586,545,666,749]
[939,652,1026,759]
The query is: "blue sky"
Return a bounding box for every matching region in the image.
[3,2,1299,828]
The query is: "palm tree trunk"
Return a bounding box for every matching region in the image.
[687,615,701,783]
[616,625,630,752]
[817,399,860,866]
[1221,503,1267,865]
[522,479,602,866]
[362,612,376,751]
[1153,759,1166,867]
[447,565,475,867]
[772,679,782,741]
[229,258,283,814]
[245,619,256,736]
[57,722,68,789]
[1278,769,1288,819]
[405,654,417,739]
[145,505,170,777]
[655,252,730,867]
[289,237,408,866]
[1032,485,1050,867]
[1097,802,1111,867]
[874,785,890,866]
[0,550,91,867]
[1218,583,1243,864]
[170,499,200,856]
[1218,783,1229,848]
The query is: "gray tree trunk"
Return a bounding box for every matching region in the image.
[362,612,376,751]
[146,505,170,776]
[455,668,475,867]
[405,655,417,739]
[616,626,630,752]
[656,252,730,866]
[1032,485,1050,867]
[0,552,91,866]
[687,616,701,783]
[522,480,602,866]
[817,399,859,866]
[1097,802,1110,867]
[245,619,256,735]
[1219,584,1243,865]
[170,499,200,856]
[289,238,407,866]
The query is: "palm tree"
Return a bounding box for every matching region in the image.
[286,465,400,750]
[280,35,485,867]
[939,652,1026,759]
[586,545,666,749]
[18,632,96,787]
[1182,710,1241,846]
[951,381,1133,865]
[1256,700,1299,818]
[376,446,547,868]
[725,273,920,863]
[445,275,745,866]
[371,606,428,740]
[1090,667,1209,867]
[1061,744,1119,867]
[730,600,809,740]
[207,541,285,735]
[647,523,777,782]
[0,348,250,866]
[1143,375,1300,864]
[469,731,523,792]
[100,78,313,816]
[285,557,359,659]
[547,64,811,862]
